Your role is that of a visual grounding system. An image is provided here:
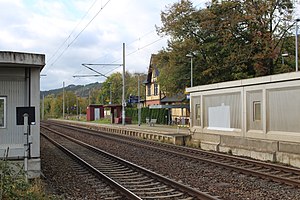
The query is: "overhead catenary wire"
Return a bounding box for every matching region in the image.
[47,0,98,65]
[83,1,203,77]
[87,29,157,64]
[86,36,166,77]
[46,0,112,72]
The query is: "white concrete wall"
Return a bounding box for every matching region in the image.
[188,71,300,143]
[188,72,300,167]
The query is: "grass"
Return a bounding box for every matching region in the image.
[0,159,56,199]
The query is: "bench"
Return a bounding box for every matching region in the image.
[149,119,157,126]
[146,118,157,126]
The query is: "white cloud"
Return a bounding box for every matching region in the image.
[0,0,207,90]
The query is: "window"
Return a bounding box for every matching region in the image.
[196,104,201,120]
[192,96,201,127]
[253,101,261,121]
[147,85,151,96]
[0,97,6,128]
[154,83,158,96]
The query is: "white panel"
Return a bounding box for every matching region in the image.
[204,92,241,129]
[267,87,300,133]
[94,108,100,120]
[208,103,233,131]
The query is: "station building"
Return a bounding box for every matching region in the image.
[187,71,300,167]
[0,51,45,178]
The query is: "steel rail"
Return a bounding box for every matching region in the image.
[43,121,300,188]
[41,132,141,200]
[41,125,220,200]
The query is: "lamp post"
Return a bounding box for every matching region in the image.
[296,18,300,72]
[137,74,141,126]
[186,53,194,87]
[108,82,112,104]
[122,43,126,126]
[63,81,65,119]
[76,96,79,121]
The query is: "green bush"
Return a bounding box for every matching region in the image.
[126,107,168,124]
[0,159,53,199]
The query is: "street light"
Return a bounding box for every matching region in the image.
[296,18,300,72]
[108,82,112,104]
[137,73,142,126]
[186,53,195,87]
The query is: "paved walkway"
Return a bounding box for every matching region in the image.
[56,119,190,136]
[105,123,190,136]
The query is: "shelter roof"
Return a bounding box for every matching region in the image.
[160,94,186,103]
[0,51,45,69]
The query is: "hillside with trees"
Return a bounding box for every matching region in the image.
[41,72,147,119]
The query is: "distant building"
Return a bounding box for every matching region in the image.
[144,54,163,106]
[86,104,104,121]
[144,54,189,125]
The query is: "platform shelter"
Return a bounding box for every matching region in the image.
[0,51,45,178]
[86,104,104,121]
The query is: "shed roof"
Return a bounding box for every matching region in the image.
[186,71,300,93]
[0,51,45,69]
[149,104,189,109]
[88,104,104,108]
[160,94,186,103]
[104,104,122,108]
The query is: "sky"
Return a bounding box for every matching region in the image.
[0,0,206,91]
[0,0,299,91]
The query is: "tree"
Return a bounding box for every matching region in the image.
[156,0,296,94]
[97,72,147,105]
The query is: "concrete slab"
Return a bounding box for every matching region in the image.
[220,136,279,152]
[52,119,190,145]
[279,141,300,154]
[276,152,300,168]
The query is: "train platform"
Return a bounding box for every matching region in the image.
[51,119,191,145]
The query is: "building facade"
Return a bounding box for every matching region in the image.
[144,54,165,106]
[187,72,300,167]
[144,54,190,125]
[0,51,45,178]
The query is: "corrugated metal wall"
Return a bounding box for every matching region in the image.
[267,87,300,133]
[0,68,26,145]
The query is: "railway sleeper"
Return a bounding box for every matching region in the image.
[140,192,184,199]
[130,185,168,191]
[115,176,149,182]
[127,182,161,188]
[101,169,133,174]
[110,172,140,177]
[134,188,175,195]
[117,179,155,185]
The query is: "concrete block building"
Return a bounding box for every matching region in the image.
[0,51,45,178]
[186,71,300,167]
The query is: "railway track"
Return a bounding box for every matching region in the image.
[41,125,219,200]
[41,135,128,199]
[43,121,300,188]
